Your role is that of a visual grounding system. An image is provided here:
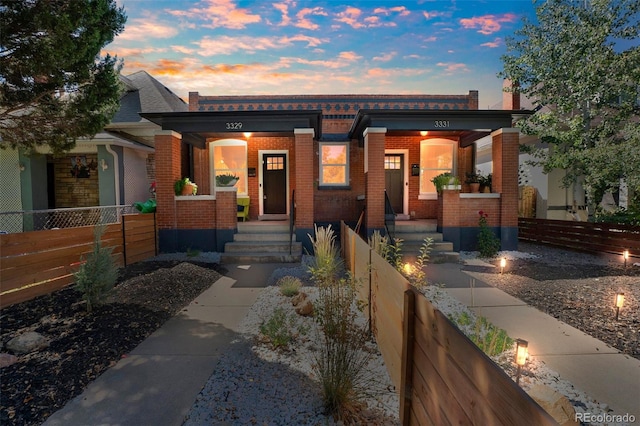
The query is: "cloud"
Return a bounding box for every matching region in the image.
[481,37,502,48]
[437,62,469,73]
[282,34,328,48]
[459,13,517,35]
[335,6,364,29]
[422,10,448,20]
[104,46,168,59]
[373,52,397,62]
[373,6,410,17]
[295,7,328,30]
[338,51,362,61]
[194,34,327,56]
[167,0,261,29]
[273,2,292,26]
[116,18,179,41]
[171,45,196,55]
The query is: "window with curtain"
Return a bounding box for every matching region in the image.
[211,140,247,194]
[420,140,455,194]
[319,142,349,186]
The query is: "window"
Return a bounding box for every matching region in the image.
[420,140,455,194]
[319,142,349,186]
[384,155,401,170]
[210,140,247,194]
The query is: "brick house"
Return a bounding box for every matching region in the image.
[142,90,529,254]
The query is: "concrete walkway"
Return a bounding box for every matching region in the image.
[426,262,640,420]
[43,263,287,426]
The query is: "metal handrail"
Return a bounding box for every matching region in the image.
[384,190,396,240]
[289,190,296,255]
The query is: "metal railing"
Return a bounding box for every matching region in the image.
[384,190,396,240]
[0,205,138,234]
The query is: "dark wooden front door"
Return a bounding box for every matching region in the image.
[263,153,287,214]
[385,154,403,215]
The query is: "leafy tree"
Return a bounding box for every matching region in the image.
[500,0,640,206]
[0,0,127,155]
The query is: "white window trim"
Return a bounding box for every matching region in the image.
[419,139,457,197]
[209,139,248,195]
[319,142,349,187]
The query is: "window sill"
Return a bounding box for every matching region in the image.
[318,185,352,190]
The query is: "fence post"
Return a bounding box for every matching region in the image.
[121,215,128,267]
[400,289,415,425]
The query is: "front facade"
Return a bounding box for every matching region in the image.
[145,91,528,253]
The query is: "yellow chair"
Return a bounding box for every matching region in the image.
[237,197,250,221]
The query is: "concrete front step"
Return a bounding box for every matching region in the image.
[394,221,437,233]
[393,232,443,243]
[234,233,296,242]
[237,223,290,234]
[224,241,302,253]
[220,252,302,264]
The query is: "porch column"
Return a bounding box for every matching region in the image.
[492,128,520,250]
[155,130,182,251]
[215,188,237,252]
[364,127,387,237]
[294,128,314,252]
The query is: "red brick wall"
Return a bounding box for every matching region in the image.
[365,128,386,229]
[215,190,237,230]
[155,132,182,229]
[294,130,314,228]
[193,145,210,195]
[176,199,216,229]
[493,129,520,227]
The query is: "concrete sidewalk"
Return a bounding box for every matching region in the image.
[43,263,287,426]
[426,262,640,420]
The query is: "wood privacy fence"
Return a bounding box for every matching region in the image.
[340,222,555,426]
[519,218,640,259]
[0,213,157,309]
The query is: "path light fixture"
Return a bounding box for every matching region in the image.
[623,250,629,268]
[500,257,507,274]
[403,263,415,276]
[615,292,625,321]
[515,339,528,384]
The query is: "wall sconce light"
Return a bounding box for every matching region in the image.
[420,130,429,137]
[515,338,528,384]
[100,159,108,171]
[500,257,507,274]
[615,292,625,321]
[243,132,252,139]
[623,250,629,268]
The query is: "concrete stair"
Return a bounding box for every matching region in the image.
[221,222,302,264]
[392,220,459,263]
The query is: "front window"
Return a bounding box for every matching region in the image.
[210,140,247,194]
[420,140,455,194]
[319,142,349,186]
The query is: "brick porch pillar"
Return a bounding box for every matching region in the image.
[215,188,237,252]
[364,127,386,238]
[440,188,461,251]
[155,130,182,252]
[294,128,315,252]
[492,128,520,250]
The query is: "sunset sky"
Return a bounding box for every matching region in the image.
[106,0,537,108]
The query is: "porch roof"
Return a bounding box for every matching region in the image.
[140,110,323,148]
[348,109,533,147]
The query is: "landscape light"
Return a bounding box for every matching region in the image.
[500,257,507,274]
[403,263,415,276]
[515,339,528,384]
[623,250,629,268]
[615,292,625,321]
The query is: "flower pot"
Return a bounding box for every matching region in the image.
[217,178,238,187]
[469,183,480,193]
[181,183,197,195]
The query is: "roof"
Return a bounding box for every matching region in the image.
[112,71,187,122]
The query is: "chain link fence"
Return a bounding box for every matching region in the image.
[0,205,138,234]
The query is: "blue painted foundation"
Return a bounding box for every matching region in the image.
[443,226,518,252]
[295,228,314,254]
[159,229,218,253]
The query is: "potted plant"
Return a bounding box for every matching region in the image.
[215,173,239,187]
[478,173,492,193]
[432,172,459,193]
[174,177,198,195]
[465,171,481,193]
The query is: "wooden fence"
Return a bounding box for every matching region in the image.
[341,222,555,425]
[0,213,157,309]
[519,218,640,259]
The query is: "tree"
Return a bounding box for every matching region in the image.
[500,0,640,207]
[0,0,127,155]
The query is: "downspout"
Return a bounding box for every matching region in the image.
[105,144,121,205]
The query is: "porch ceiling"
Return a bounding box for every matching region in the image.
[141,110,323,148]
[349,109,533,147]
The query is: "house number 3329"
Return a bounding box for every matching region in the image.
[434,120,450,128]
[225,122,243,130]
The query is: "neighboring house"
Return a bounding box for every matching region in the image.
[142,89,529,253]
[0,71,186,232]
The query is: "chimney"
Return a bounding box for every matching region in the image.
[502,79,520,110]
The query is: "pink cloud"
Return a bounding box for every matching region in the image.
[335,7,364,29]
[373,52,397,62]
[436,62,469,73]
[459,13,517,35]
[481,37,502,48]
[168,0,261,29]
[273,2,291,26]
[117,18,179,41]
[373,6,410,17]
[295,7,328,30]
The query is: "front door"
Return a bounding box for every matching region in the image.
[262,153,287,214]
[385,154,404,215]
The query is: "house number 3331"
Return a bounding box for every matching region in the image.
[434,120,450,128]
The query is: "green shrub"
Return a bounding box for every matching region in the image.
[448,311,514,357]
[259,308,295,349]
[477,210,500,258]
[307,224,342,285]
[278,276,302,297]
[74,225,118,313]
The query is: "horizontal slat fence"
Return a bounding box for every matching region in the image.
[519,218,640,259]
[0,213,157,309]
[340,221,555,426]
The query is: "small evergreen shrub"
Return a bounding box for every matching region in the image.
[477,210,500,258]
[74,225,118,313]
[278,276,302,297]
